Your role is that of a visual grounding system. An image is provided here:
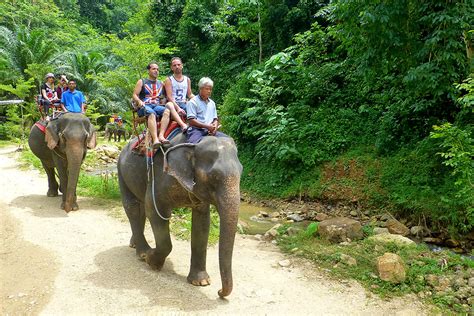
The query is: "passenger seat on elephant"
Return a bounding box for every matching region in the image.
[130,99,184,155]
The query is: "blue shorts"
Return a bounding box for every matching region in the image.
[137,104,166,117]
[176,101,187,112]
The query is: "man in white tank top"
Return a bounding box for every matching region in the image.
[164,57,194,131]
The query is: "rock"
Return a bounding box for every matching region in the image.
[380,214,392,221]
[287,214,303,222]
[315,213,329,222]
[445,238,460,248]
[425,274,439,287]
[259,211,269,217]
[376,253,406,283]
[422,237,443,245]
[452,277,466,289]
[263,224,282,241]
[100,145,120,159]
[340,254,357,266]
[349,211,358,217]
[368,233,416,247]
[318,217,363,243]
[410,226,428,237]
[468,277,474,288]
[386,219,410,236]
[373,227,389,235]
[269,212,280,218]
[434,277,451,293]
[278,259,291,267]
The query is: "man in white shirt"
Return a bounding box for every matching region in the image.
[186,77,228,144]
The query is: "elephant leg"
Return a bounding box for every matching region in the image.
[54,157,68,210]
[145,194,172,270]
[188,203,211,286]
[119,176,150,259]
[42,162,59,197]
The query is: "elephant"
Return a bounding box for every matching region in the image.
[105,123,127,142]
[117,133,242,298]
[28,113,97,212]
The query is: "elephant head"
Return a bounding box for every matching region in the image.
[164,136,243,297]
[45,113,96,212]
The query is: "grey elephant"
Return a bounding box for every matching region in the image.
[105,123,127,142]
[117,133,242,297]
[28,113,97,212]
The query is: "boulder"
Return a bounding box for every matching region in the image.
[368,233,416,247]
[386,219,410,236]
[373,227,389,235]
[376,253,406,283]
[315,213,329,222]
[263,224,282,241]
[287,214,304,222]
[318,217,363,243]
[100,145,120,159]
[339,254,357,266]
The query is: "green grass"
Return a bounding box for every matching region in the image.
[77,172,121,200]
[170,207,220,246]
[18,147,44,171]
[276,223,474,314]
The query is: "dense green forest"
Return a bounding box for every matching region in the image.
[0,0,472,236]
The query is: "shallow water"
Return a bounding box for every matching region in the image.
[238,202,280,235]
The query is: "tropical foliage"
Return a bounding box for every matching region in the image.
[0,0,473,235]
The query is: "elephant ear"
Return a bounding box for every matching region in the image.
[86,123,97,149]
[45,121,59,150]
[164,144,196,192]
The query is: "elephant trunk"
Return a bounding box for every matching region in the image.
[64,144,84,212]
[216,179,240,298]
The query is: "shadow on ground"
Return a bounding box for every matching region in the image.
[88,246,228,312]
[10,194,67,218]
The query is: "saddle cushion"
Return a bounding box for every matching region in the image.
[34,121,47,134]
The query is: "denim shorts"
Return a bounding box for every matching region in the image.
[137,104,166,117]
[176,101,187,112]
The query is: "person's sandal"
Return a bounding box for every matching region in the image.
[152,141,161,149]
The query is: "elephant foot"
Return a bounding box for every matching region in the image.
[187,270,211,286]
[129,236,136,248]
[47,190,58,197]
[63,201,79,213]
[145,249,166,270]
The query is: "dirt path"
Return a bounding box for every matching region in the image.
[0,146,428,315]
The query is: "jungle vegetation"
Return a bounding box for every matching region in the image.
[0,0,472,236]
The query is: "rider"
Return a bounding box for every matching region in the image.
[41,73,59,119]
[56,75,69,100]
[164,57,193,132]
[186,77,227,144]
[132,62,170,148]
[60,79,86,113]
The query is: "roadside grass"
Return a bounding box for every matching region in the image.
[170,207,220,246]
[276,224,474,314]
[18,146,43,171]
[0,140,18,148]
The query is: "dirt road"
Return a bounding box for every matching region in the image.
[0,146,427,315]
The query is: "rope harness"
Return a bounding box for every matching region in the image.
[146,140,201,221]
